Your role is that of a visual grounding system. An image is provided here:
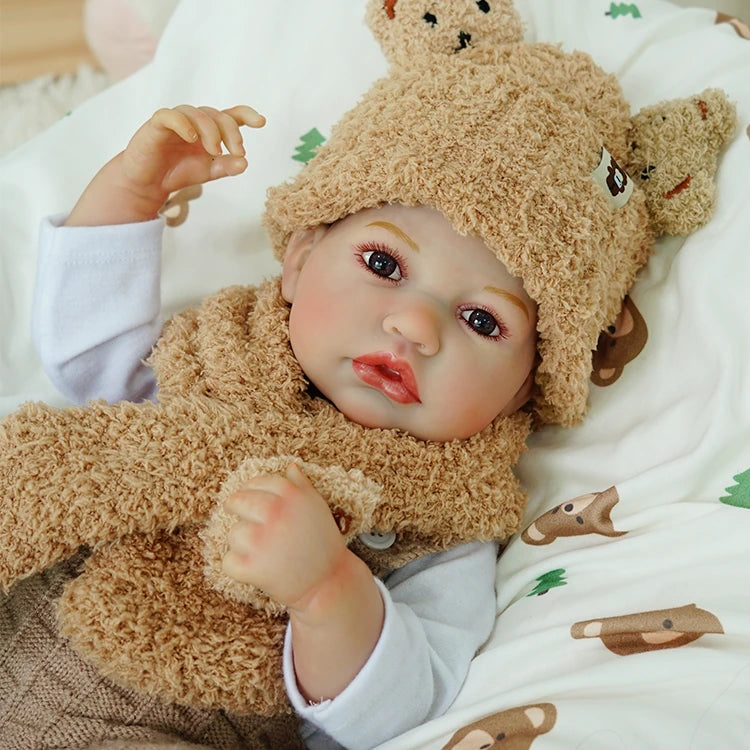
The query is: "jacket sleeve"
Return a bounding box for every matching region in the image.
[283,540,498,750]
[32,214,164,405]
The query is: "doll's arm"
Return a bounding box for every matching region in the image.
[65,104,265,227]
[33,216,162,405]
[288,541,498,747]
[220,463,385,703]
[33,105,266,402]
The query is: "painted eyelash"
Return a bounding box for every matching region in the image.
[354,241,408,282]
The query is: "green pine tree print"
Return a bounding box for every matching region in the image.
[605,3,642,19]
[292,128,326,163]
[527,568,568,596]
[720,468,750,509]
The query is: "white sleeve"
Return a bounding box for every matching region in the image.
[283,540,498,750]
[32,214,164,405]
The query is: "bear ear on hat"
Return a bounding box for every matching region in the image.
[626,88,736,237]
[365,0,524,66]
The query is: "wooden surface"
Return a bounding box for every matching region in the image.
[0,0,97,85]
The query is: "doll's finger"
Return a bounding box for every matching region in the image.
[208,154,248,180]
[149,108,199,144]
[224,487,279,520]
[198,107,246,157]
[221,550,256,584]
[174,105,223,155]
[285,462,314,491]
[234,472,290,496]
[223,105,266,129]
[160,152,245,192]
[226,519,263,555]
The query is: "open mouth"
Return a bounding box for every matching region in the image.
[352,352,421,404]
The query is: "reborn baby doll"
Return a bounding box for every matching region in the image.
[0,0,735,747]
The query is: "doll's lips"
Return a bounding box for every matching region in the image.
[352,352,421,404]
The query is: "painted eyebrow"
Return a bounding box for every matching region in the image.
[365,221,420,252]
[484,286,530,321]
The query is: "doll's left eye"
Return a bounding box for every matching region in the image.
[461,308,502,338]
[477,1,491,13]
[361,249,403,281]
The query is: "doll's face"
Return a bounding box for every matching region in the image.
[281,205,537,442]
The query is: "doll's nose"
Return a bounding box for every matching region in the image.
[383,302,441,356]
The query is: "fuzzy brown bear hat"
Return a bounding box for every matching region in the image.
[265,0,735,427]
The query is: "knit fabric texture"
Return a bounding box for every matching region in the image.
[0,0,737,740]
[0,553,305,749]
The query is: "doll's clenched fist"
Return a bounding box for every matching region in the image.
[222,462,385,701]
[222,463,349,611]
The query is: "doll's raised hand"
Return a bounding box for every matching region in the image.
[66,104,265,227]
[121,105,265,197]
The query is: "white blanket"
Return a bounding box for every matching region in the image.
[1,1,748,748]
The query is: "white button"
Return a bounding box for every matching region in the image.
[358,531,397,550]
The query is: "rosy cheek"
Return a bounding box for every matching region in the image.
[296,295,334,329]
[434,368,494,434]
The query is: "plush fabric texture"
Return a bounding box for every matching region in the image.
[0,280,531,717]
[628,88,737,236]
[265,0,734,426]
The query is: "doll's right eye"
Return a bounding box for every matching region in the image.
[357,244,404,281]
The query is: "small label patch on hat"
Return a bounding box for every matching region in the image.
[592,147,633,209]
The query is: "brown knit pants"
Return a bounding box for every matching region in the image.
[0,554,305,750]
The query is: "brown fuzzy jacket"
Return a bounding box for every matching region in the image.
[0,280,531,717]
